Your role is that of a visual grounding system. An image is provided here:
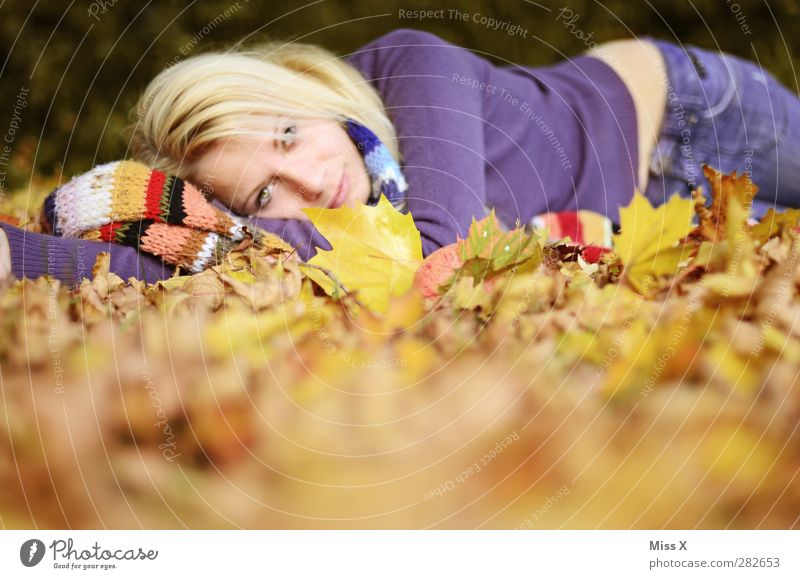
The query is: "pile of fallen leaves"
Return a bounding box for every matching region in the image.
[1,166,799,529]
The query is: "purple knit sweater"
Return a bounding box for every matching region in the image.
[1,28,638,285]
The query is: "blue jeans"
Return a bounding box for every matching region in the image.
[643,38,800,219]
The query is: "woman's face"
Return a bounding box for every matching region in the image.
[191,117,371,219]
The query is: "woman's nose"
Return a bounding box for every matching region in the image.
[280,159,325,202]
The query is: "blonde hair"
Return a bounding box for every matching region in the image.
[129,40,399,180]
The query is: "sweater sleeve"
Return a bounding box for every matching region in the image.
[0,222,175,286]
[347,28,493,256]
[0,217,329,286]
[0,210,331,288]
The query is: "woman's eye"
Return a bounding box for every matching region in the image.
[282,124,296,148]
[257,183,274,207]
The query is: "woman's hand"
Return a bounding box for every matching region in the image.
[0,227,12,289]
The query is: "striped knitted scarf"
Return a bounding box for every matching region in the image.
[40,160,250,273]
[345,118,408,212]
[40,119,409,273]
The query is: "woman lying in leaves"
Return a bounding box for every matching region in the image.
[1,28,800,286]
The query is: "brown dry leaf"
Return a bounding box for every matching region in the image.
[754,239,800,332]
[145,270,222,316]
[218,251,302,310]
[180,269,227,311]
[75,253,126,322]
[250,226,297,254]
[695,167,762,298]
[691,165,758,243]
[106,280,147,320]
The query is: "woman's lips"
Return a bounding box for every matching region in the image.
[329,172,348,208]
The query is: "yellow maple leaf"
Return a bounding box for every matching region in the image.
[359,286,427,333]
[299,195,423,314]
[750,206,800,245]
[613,191,695,293]
[448,276,493,311]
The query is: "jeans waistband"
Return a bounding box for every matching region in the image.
[641,37,738,138]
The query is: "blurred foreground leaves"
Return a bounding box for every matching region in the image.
[1,167,800,529]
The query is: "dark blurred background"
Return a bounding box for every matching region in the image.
[1,0,798,190]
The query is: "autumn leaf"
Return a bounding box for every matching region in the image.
[447,276,494,311]
[750,206,800,245]
[299,195,423,314]
[359,286,427,333]
[248,226,297,254]
[419,210,542,297]
[76,252,126,322]
[414,244,465,299]
[699,167,760,298]
[456,210,542,281]
[691,165,758,243]
[216,248,302,310]
[613,191,695,293]
[414,243,504,299]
